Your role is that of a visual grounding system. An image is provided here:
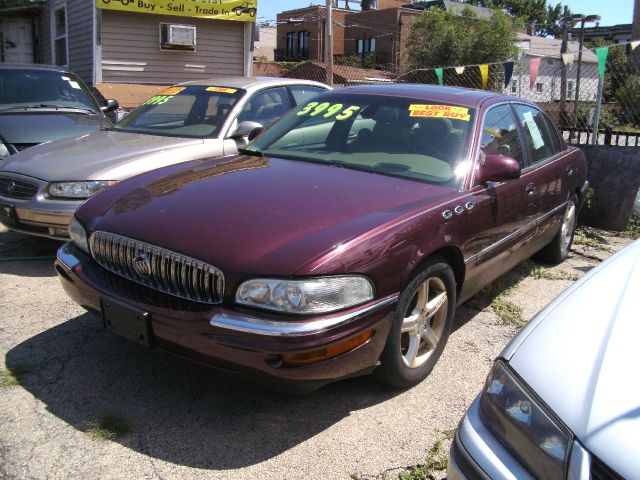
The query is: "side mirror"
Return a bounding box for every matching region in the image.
[248,126,265,142]
[101,99,119,114]
[231,121,263,139]
[476,154,521,185]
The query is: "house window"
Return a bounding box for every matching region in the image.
[356,37,376,54]
[567,80,574,100]
[536,82,543,93]
[511,80,517,94]
[286,31,309,58]
[547,58,554,65]
[52,3,68,66]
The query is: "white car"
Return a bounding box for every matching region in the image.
[449,239,640,480]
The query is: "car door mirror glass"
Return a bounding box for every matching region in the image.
[248,126,265,142]
[101,99,119,113]
[231,121,263,139]
[476,154,521,185]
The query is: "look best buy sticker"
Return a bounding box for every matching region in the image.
[206,86,238,94]
[160,87,186,96]
[409,104,471,121]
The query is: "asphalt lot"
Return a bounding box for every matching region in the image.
[0,224,634,480]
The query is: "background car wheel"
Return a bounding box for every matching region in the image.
[535,195,578,264]
[374,257,456,389]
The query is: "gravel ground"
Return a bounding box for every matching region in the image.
[0,224,635,480]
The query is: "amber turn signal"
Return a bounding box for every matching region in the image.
[282,330,374,367]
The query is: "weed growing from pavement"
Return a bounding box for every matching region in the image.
[87,413,131,441]
[0,366,28,387]
[491,295,526,328]
[397,439,448,480]
[573,227,613,252]
[527,265,580,282]
[621,214,640,239]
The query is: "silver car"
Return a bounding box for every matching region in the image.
[449,239,640,480]
[0,77,328,239]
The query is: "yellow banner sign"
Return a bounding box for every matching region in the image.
[409,104,471,121]
[96,0,258,22]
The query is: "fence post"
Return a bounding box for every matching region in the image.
[604,125,613,145]
[591,73,604,145]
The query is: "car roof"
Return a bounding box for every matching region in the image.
[331,84,518,107]
[0,63,72,74]
[179,77,329,91]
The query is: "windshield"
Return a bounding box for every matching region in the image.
[0,69,99,112]
[114,85,245,138]
[245,92,476,188]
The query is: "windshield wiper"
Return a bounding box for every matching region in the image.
[238,148,264,158]
[0,104,95,113]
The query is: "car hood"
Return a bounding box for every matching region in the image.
[506,240,640,479]
[0,129,205,181]
[77,154,454,280]
[0,111,106,145]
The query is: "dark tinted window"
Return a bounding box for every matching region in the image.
[0,69,99,111]
[480,105,524,168]
[514,104,560,165]
[289,85,327,105]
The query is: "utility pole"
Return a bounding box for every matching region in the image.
[559,7,569,129]
[325,0,334,85]
[632,0,640,70]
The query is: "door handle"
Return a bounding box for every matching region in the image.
[566,166,574,177]
[525,183,538,196]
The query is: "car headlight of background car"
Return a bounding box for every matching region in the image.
[479,360,572,480]
[48,181,117,199]
[236,276,374,315]
[68,216,89,254]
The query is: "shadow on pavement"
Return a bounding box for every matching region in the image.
[6,312,402,469]
[0,230,61,278]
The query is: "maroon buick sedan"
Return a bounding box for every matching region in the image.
[56,85,587,391]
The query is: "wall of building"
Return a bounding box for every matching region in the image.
[99,10,245,84]
[344,8,399,65]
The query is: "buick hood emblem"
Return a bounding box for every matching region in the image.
[132,252,152,278]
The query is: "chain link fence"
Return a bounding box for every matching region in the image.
[254,42,640,146]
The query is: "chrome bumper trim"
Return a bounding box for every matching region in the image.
[56,242,81,271]
[16,208,72,228]
[210,294,398,337]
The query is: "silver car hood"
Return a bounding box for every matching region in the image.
[0,129,207,181]
[506,240,640,478]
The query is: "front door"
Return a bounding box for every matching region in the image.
[0,17,34,64]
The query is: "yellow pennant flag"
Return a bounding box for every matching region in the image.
[479,65,489,90]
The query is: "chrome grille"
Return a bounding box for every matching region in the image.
[0,176,39,199]
[90,231,224,304]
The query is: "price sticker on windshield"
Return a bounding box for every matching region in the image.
[409,104,471,121]
[206,86,238,94]
[297,102,361,121]
[141,95,172,106]
[160,87,185,96]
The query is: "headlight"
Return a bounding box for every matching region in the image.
[235,276,374,314]
[49,181,116,199]
[479,361,571,480]
[0,143,10,158]
[68,216,90,254]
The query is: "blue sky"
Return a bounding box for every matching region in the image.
[258,0,635,26]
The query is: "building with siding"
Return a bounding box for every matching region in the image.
[0,0,255,100]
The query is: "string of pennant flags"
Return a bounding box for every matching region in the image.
[409,39,640,90]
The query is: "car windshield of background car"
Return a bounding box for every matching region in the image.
[0,69,99,112]
[114,85,245,139]
[245,93,476,188]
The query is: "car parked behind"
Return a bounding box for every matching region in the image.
[0,64,118,157]
[448,239,640,480]
[0,77,329,240]
[56,84,588,392]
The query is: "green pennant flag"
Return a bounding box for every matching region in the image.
[596,47,609,79]
[435,68,444,86]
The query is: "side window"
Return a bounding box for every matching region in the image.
[480,104,524,168]
[514,104,559,165]
[289,85,327,105]
[238,87,292,127]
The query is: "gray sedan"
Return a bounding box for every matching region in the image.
[0,77,328,239]
[449,239,640,479]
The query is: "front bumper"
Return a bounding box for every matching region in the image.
[55,243,397,390]
[0,173,79,240]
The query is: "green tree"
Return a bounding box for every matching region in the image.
[405,7,518,70]
[615,76,640,127]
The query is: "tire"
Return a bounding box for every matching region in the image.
[374,257,456,389]
[535,196,578,264]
